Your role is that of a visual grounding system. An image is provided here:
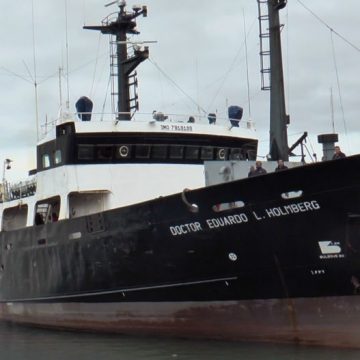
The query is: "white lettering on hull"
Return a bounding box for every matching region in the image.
[170,222,203,236]
[206,214,248,229]
[265,200,320,218]
[169,200,321,236]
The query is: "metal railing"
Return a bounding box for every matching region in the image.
[1,179,37,203]
[40,110,255,138]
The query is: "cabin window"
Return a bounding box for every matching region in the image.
[185,146,200,160]
[201,147,214,160]
[151,145,167,159]
[2,205,28,231]
[96,145,113,160]
[34,196,61,225]
[78,144,94,160]
[42,154,51,168]
[54,149,62,164]
[135,145,151,159]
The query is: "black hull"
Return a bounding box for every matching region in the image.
[1,156,360,347]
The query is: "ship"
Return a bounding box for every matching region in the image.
[0,0,360,349]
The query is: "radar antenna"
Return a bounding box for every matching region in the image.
[84,2,149,120]
[104,0,125,8]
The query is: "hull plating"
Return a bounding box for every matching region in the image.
[1,156,360,347]
[1,296,359,348]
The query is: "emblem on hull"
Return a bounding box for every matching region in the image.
[318,241,345,259]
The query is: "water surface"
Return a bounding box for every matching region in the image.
[1,322,359,360]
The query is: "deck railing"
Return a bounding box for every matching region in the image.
[0,179,37,203]
[40,111,254,137]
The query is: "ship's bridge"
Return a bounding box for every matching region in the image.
[36,111,258,173]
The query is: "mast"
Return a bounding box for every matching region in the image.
[84,1,149,120]
[258,0,289,160]
[268,0,289,160]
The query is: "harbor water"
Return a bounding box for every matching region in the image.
[1,322,360,360]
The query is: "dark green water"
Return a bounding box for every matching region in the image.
[1,323,360,360]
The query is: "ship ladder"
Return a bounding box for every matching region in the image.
[109,39,139,118]
[257,0,271,91]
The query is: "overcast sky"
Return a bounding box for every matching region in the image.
[0,0,359,180]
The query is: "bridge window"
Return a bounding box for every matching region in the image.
[169,146,184,159]
[230,148,242,160]
[75,143,253,163]
[185,146,200,160]
[201,147,214,160]
[78,144,94,160]
[136,145,151,159]
[96,145,113,160]
[152,145,167,159]
[54,149,62,164]
[42,154,50,168]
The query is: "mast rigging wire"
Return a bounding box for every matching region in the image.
[149,57,207,115]
[0,67,33,84]
[206,17,257,114]
[330,30,349,145]
[89,33,103,99]
[296,0,360,53]
[100,75,112,122]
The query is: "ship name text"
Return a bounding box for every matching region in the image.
[259,200,320,219]
[169,200,321,236]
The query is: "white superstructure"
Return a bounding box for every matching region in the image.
[0,112,258,232]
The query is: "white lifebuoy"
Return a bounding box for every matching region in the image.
[218,148,226,160]
[119,145,129,158]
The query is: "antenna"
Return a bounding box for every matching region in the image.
[64,0,70,111]
[31,0,40,141]
[243,8,252,119]
[330,87,335,133]
[116,40,157,45]
[59,67,63,116]
[84,2,149,120]
[105,0,125,8]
